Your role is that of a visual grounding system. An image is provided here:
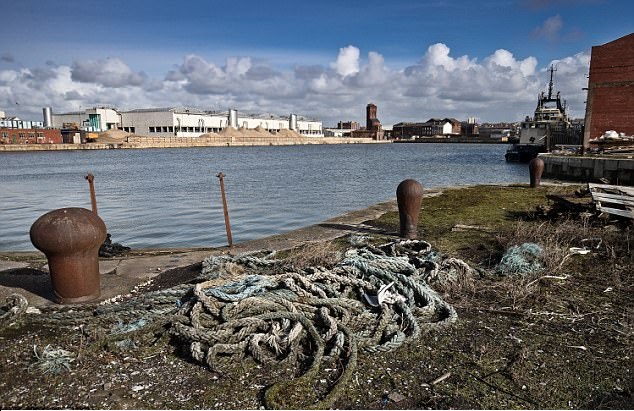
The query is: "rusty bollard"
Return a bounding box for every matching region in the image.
[529,157,545,188]
[396,179,423,239]
[30,208,107,304]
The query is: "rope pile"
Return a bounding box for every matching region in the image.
[496,242,544,276]
[1,239,468,409]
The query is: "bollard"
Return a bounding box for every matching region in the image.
[396,179,424,239]
[529,157,545,188]
[30,207,107,304]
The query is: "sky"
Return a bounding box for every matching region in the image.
[1,0,633,127]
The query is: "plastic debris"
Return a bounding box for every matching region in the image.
[362,282,406,307]
[569,247,590,255]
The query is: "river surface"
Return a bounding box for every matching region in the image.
[0,143,526,251]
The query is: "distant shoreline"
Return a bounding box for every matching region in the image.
[394,137,507,144]
[0,137,388,152]
[0,137,510,152]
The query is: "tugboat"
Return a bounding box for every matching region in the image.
[505,66,580,162]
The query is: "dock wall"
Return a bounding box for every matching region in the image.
[542,154,634,185]
[0,137,386,152]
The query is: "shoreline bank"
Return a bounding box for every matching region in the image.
[0,137,388,152]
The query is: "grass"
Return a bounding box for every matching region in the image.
[372,184,573,266]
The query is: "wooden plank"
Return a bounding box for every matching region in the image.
[596,206,634,219]
[588,183,634,196]
[591,193,634,207]
[588,183,634,219]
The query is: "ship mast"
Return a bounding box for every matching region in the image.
[547,65,557,100]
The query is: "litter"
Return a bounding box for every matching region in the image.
[362,282,406,307]
[569,247,590,255]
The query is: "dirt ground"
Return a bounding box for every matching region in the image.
[0,184,632,410]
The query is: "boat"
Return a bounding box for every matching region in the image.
[505,66,581,162]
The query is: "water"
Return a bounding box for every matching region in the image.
[0,143,526,251]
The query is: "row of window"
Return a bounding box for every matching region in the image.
[143,126,322,135]
[1,132,44,138]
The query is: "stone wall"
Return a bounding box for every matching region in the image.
[0,137,385,152]
[542,154,634,186]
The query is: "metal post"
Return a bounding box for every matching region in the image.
[85,173,98,215]
[529,157,545,188]
[217,172,233,247]
[396,179,424,239]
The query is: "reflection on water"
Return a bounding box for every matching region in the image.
[0,143,526,251]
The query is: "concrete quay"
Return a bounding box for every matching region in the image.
[541,154,634,185]
[0,137,386,152]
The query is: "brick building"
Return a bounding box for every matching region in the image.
[392,118,462,139]
[0,127,62,144]
[337,121,360,130]
[583,32,634,147]
[351,103,385,140]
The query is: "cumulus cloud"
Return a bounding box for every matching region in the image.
[4,43,591,126]
[71,57,147,87]
[331,45,360,77]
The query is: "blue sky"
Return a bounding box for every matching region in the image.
[1,0,633,126]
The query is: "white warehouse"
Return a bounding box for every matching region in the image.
[50,106,323,137]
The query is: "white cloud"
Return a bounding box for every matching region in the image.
[331,45,360,77]
[3,43,591,126]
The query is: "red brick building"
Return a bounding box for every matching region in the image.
[351,103,385,140]
[583,33,634,147]
[0,127,63,144]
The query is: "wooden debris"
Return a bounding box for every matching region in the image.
[451,224,492,233]
[588,183,634,219]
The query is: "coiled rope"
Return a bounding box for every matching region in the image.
[1,239,469,409]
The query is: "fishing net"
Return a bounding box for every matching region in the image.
[496,242,544,276]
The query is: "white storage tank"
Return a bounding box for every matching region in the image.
[289,113,297,131]
[228,109,238,128]
[43,107,53,128]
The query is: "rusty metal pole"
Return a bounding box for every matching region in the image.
[529,157,545,188]
[217,172,233,247]
[396,179,424,239]
[85,173,98,214]
[30,207,107,304]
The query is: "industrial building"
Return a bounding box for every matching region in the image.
[0,109,62,144]
[392,118,462,139]
[583,32,634,147]
[50,106,324,138]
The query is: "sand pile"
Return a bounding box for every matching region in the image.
[253,125,273,137]
[96,129,129,143]
[218,126,243,137]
